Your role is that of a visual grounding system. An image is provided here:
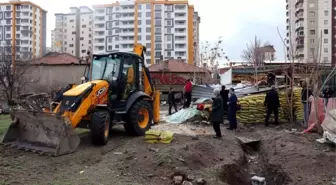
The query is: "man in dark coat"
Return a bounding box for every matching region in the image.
[168,87,178,115]
[227,88,238,130]
[220,85,229,117]
[264,86,280,126]
[211,89,224,138]
[322,85,333,111]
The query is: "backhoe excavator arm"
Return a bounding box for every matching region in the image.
[133,44,160,124]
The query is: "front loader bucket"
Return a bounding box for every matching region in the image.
[1,110,80,156]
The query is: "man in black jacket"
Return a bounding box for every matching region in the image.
[301,85,312,127]
[168,87,178,115]
[211,89,225,138]
[220,85,229,117]
[264,86,280,126]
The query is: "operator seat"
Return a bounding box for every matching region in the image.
[122,67,134,100]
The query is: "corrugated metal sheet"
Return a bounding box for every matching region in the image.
[192,85,215,99]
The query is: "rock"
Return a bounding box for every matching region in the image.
[251,176,266,185]
[147,174,155,178]
[148,148,159,153]
[192,136,199,140]
[178,157,185,162]
[186,175,195,181]
[280,144,286,147]
[196,178,206,185]
[173,176,184,185]
[182,181,193,185]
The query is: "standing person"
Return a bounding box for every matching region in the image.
[264,86,280,126]
[301,84,312,127]
[227,88,238,130]
[220,85,229,117]
[183,79,193,108]
[322,85,333,111]
[168,87,178,115]
[211,88,224,138]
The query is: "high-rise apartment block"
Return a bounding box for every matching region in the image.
[286,0,335,65]
[0,0,47,60]
[53,6,93,58]
[91,0,200,65]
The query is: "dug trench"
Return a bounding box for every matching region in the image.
[218,139,291,185]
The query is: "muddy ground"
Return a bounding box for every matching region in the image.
[0,108,335,185]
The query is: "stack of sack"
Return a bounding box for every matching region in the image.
[237,88,303,124]
[293,88,304,121]
[144,129,174,144]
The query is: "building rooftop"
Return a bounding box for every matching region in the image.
[149,60,210,73]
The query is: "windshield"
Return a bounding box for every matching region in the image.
[91,56,121,81]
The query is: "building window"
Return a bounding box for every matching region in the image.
[155,35,162,41]
[107,22,113,29]
[146,12,151,17]
[324,10,329,16]
[167,44,172,49]
[155,43,161,49]
[310,48,315,54]
[146,20,151,25]
[69,44,74,47]
[324,57,328,62]
[138,36,141,40]
[108,37,112,43]
[138,12,141,17]
[310,39,315,44]
[108,30,113,36]
[324,20,328,25]
[115,36,119,41]
[146,35,151,40]
[167,51,171,56]
[82,25,86,28]
[108,45,112,50]
[138,5,141,9]
[72,31,76,35]
[310,20,315,24]
[70,19,74,23]
[146,43,151,48]
[138,28,142,33]
[146,27,151,32]
[155,27,161,33]
[115,45,119,49]
[309,30,315,35]
[146,4,151,9]
[80,37,84,40]
[324,29,328,34]
[138,20,141,25]
[82,50,86,53]
[108,15,113,21]
[324,48,328,53]
[309,11,315,16]
[155,20,161,26]
[89,40,91,44]
[324,39,328,44]
[167,35,172,41]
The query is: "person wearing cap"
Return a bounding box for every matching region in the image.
[168,87,178,115]
[211,88,224,138]
[227,88,238,130]
[264,86,280,126]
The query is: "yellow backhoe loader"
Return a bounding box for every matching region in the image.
[1,44,160,156]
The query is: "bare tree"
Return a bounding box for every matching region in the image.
[278,27,336,133]
[0,49,37,105]
[241,35,265,66]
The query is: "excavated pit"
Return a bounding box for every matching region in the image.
[218,140,291,185]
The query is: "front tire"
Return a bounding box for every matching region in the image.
[90,110,110,145]
[124,100,153,136]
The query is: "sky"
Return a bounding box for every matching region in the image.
[1,0,287,60]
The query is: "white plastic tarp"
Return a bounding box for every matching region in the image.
[320,109,336,144]
[164,97,212,124]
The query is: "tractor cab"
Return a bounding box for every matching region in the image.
[89,52,144,112]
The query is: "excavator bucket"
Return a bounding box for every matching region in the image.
[1,110,80,156]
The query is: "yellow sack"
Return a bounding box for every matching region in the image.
[145,135,160,140]
[160,131,174,140]
[145,139,159,144]
[145,129,162,137]
[159,138,173,144]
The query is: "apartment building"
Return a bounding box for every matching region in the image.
[0,0,47,60]
[286,0,336,65]
[54,6,93,58]
[92,0,200,65]
[193,11,200,66]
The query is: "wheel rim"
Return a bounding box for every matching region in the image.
[104,116,110,138]
[138,108,149,128]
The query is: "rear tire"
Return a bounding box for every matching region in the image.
[90,110,110,145]
[124,100,153,136]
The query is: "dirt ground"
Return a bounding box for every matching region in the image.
[0,107,335,185]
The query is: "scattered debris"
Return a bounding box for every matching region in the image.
[186,175,195,181]
[182,181,193,185]
[113,152,123,155]
[251,176,266,185]
[148,148,160,153]
[196,178,206,185]
[79,170,85,174]
[173,175,184,185]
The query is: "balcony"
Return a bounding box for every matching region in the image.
[295,0,303,9]
[295,25,304,32]
[94,16,105,22]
